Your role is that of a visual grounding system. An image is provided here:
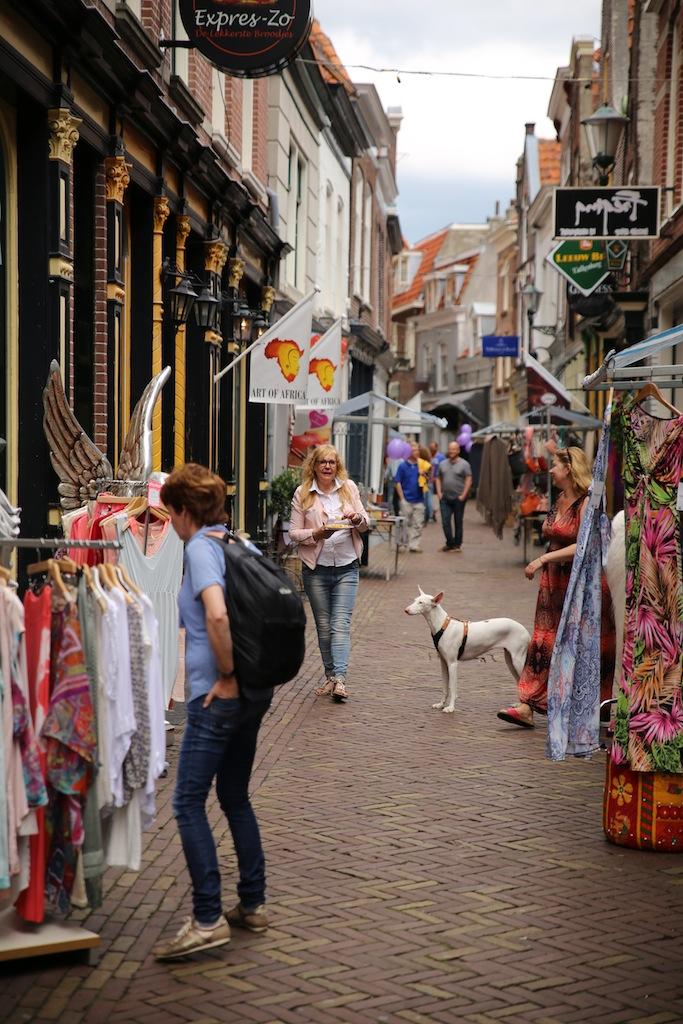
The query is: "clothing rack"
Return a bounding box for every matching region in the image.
[0,536,124,961]
[583,323,683,391]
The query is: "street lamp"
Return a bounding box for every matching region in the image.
[581,104,629,186]
[522,282,542,358]
[167,277,197,328]
[193,285,221,331]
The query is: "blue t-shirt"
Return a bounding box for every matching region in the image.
[395,460,422,503]
[178,525,229,703]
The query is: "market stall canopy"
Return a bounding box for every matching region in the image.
[423,389,486,427]
[524,406,602,430]
[331,391,448,428]
[472,421,521,438]
[583,322,683,390]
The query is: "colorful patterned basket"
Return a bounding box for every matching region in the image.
[603,760,683,851]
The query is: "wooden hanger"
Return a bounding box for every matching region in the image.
[117,565,142,597]
[633,380,681,417]
[26,556,79,577]
[99,562,133,603]
[83,564,107,613]
[0,565,12,585]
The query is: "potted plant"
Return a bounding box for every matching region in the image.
[269,467,301,549]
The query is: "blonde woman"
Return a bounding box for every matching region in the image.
[289,445,369,702]
[498,447,614,728]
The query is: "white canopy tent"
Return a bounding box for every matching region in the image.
[331,391,447,492]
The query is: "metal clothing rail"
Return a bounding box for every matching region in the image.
[0,538,122,549]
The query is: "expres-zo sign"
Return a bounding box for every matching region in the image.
[179,0,312,78]
[553,187,660,240]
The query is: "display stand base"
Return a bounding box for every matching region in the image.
[0,908,100,962]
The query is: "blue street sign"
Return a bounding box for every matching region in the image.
[482,335,519,358]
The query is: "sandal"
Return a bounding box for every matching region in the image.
[315,678,335,697]
[332,678,348,703]
[496,706,534,729]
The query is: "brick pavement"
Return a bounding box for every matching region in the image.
[4,508,683,1024]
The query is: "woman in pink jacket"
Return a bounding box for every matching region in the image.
[289,445,369,702]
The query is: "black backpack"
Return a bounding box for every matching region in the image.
[210,534,306,690]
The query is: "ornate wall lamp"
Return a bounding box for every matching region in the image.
[161,259,220,331]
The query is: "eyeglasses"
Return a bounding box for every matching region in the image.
[317,459,337,466]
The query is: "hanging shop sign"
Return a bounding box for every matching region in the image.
[178,0,312,78]
[482,335,519,358]
[553,186,660,240]
[546,239,610,297]
[606,239,628,271]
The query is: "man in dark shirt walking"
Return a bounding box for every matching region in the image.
[435,441,472,552]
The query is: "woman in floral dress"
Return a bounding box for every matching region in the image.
[498,447,615,729]
[611,395,683,772]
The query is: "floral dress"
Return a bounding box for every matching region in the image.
[611,395,683,773]
[519,496,614,714]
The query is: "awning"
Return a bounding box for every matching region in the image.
[525,407,602,430]
[525,353,591,412]
[472,420,521,438]
[332,391,448,428]
[423,389,486,427]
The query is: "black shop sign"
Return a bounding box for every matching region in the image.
[179,0,312,78]
[553,187,660,240]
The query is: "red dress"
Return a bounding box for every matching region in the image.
[518,497,614,713]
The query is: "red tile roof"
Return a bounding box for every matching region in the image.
[392,228,449,309]
[538,139,561,186]
[309,20,355,96]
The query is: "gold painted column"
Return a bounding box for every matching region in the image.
[152,196,171,471]
[104,155,131,462]
[47,108,81,401]
[227,256,245,528]
[174,215,191,467]
[204,240,228,472]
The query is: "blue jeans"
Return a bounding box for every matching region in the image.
[302,560,359,678]
[173,695,271,926]
[440,496,465,549]
[424,487,434,522]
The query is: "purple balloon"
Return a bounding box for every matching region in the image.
[386,438,405,459]
[399,440,413,459]
[460,423,472,434]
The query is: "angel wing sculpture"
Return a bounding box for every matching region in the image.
[43,360,171,510]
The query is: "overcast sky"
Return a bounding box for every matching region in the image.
[311,1,602,243]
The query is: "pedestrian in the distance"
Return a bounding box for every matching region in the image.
[394,441,425,552]
[435,441,472,552]
[419,446,433,524]
[289,444,369,703]
[428,441,445,522]
[153,463,272,961]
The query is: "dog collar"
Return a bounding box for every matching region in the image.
[432,617,469,660]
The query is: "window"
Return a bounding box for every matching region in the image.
[173,2,189,83]
[336,197,344,313]
[325,181,333,307]
[353,171,363,296]
[286,142,307,291]
[666,20,681,216]
[362,187,372,301]
[438,343,448,390]
[241,78,253,172]
[212,68,226,138]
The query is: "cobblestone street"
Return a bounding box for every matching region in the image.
[4,509,683,1024]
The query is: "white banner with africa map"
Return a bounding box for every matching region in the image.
[249,292,314,404]
[306,319,343,407]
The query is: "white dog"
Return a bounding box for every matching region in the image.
[405,587,531,713]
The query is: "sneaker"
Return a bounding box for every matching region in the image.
[332,677,349,703]
[225,902,269,933]
[153,916,231,961]
[441,545,454,552]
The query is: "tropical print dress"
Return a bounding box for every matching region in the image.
[611,395,683,773]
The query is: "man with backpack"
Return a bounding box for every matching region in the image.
[153,463,296,961]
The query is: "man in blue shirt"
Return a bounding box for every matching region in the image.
[394,442,425,552]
